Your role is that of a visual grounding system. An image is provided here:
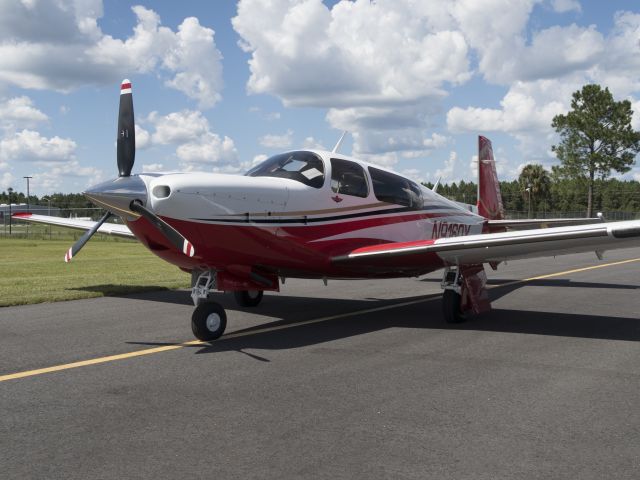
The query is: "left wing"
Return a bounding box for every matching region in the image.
[12,213,134,238]
[333,219,640,267]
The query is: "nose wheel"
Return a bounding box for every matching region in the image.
[191,302,227,341]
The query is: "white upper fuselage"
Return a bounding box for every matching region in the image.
[143,150,485,244]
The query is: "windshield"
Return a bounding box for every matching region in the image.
[246,151,325,188]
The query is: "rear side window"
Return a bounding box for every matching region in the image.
[331,159,369,198]
[368,167,423,209]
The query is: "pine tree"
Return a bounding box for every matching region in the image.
[552,84,640,217]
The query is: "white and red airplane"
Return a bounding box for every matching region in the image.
[15,80,640,341]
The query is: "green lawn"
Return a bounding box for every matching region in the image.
[0,238,190,307]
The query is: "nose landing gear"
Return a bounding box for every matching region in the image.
[189,270,267,341]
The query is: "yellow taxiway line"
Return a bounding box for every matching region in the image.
[1,257,639,383]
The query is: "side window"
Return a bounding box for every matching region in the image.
[331,159,369,198]
[368,167,424,209]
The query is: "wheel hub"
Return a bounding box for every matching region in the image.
[206,313,221,332]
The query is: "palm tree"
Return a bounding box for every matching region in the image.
[518,164,551,218]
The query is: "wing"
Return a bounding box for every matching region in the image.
[12,213,134,239]
[332,219,640,267]
[487,217,604,231]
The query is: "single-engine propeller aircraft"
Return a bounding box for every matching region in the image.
[15,80,640,341]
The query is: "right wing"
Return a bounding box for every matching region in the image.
[12,213,134,239]
[332,219,640,268]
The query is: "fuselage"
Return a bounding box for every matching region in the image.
[85,150,486,279]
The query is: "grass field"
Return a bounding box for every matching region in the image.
[0,238,190,307]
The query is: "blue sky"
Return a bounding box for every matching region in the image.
[0,0,639,195]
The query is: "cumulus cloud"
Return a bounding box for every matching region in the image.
[176,133,237,166]
[0,96,48,130]
[135,124,151,150]
[34,160,104,193]
[234,0,640,176]
[0,130,76,165]
[142,163,164,173]
[233,0,472,164]
[0,172,15,191]
[551,0,582,13]
[0,2,223,108]
[149,110,209,145]
[447,80,568,134]
[259,130,293,149]
[301,137,326,150]
[140,109,238,169]
[435,151,458,182]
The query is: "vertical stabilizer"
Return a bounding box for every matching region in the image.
[477,136,504,220]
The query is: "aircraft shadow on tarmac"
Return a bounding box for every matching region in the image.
[72,285,194,305]
[127,284,640,358]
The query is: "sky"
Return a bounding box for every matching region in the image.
[1,0,639,196]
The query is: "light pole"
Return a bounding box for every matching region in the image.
[526,184,532,219]
[42,196,52,240]
[7,187,13,235]
[23,176,32,212]
[23,176,32,237]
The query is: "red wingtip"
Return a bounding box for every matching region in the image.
[12,212,33,218]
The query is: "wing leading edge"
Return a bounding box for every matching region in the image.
[332,219,640,267]
[12,213,134,239]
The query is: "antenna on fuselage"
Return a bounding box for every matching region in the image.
[332,131,348,154]
[432,176,442,192]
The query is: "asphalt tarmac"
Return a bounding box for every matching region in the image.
[1,248,640,479]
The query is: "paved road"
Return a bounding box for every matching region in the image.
[1,248,640,479]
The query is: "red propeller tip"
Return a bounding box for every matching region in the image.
[120,79,132,94]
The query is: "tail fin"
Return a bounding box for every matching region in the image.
[477,136,504,220]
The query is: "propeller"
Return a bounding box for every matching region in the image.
[117,79,135,177]
[130,201,195,257]
[65,79,196,262]
[64,212,113,263]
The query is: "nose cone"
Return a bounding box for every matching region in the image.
[84,175,147,218]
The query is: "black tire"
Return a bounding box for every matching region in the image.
[442,290,466,324]
[234,290,263,307]
[191,302,227,341]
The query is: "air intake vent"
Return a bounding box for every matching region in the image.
[152,185,171,198]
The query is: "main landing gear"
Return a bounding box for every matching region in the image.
[440,264,492,324]
[441,267,466,324]
[190,270,265,341]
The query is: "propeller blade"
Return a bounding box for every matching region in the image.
[129,201,195,257]
[64,212,113,263]
[117,79,135,177]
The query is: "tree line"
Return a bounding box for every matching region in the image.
[423,177,640,218]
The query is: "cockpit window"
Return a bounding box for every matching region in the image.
[246,151,325,188]
[368,167,424,209]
